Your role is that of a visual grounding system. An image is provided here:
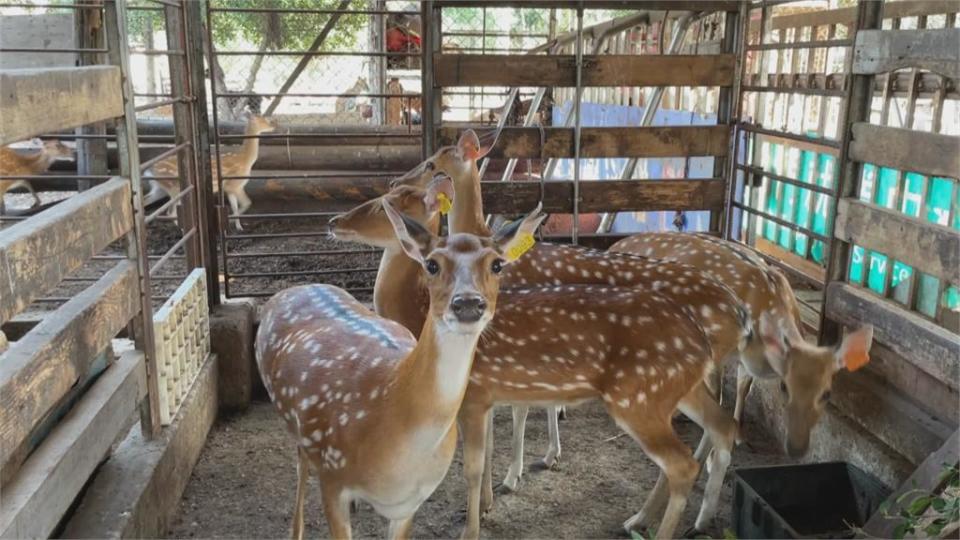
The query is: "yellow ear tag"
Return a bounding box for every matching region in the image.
[506,233,536,262]
[437,192,452,215]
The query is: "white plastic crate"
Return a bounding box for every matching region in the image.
[152,268,210,425]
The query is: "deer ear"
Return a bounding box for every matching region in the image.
[457,129,482,161]
[382,199,434,264]
[423,174,454,214]
[494,202,547,263]
[758,312,792,375]
[835,325,873,372]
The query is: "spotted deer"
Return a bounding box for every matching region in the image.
[146,114,277,231]
[257,200,545,539]
[332,185,752,539]
[0,140,74,214]
[610,232,875,457]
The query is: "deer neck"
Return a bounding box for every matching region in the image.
[238,126,262,166]
[449,165,490,236]
[386,314,481,444]
[372,214,439,337]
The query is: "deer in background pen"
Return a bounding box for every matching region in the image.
[146,114,277,231]
[332,181,752,539]
[0,139,74,215]
[257,198,545,540]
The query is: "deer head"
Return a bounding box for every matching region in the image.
[42,140,74,161]
[382,199,546,331]
[758,312,874,457]
[247,115,278,134]
[329,175,453,246]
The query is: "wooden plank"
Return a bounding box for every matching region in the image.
[849,123,960,180]
[825,282,960,389]
[433,54,737,87]
[854,28,960,79]
[0,66,123,145]
[434,1,739,9]
[480,178,726,215]
[771,1,960,30]
[0,349,146,539]
[834,198,960,284]
[61,354,218,538]
[437,125,730,159]
[0,261,141,478]
[864,429,960,538]
[0,177,133,325]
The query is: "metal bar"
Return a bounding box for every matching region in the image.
[731,202,830,243]
[104,0,162,438]
[220,172,403,180]
[214,50,418,58]
[149,228,196,276]
[724,0,750,239]
[0,174,112,180]
[226,249,380,259]
[741,85,845,97]
[145,184,194,224]
[572,4,584,245]
[205,0,231,300]
[208,7,415,15]
[231,211,343,220]
[740,123,842,149]
[138,141,189,172]
[128,49,186,56]
[745,38,852,50]
[227,267,380,279]
[224,230,332,240]
[134,97,189,112]
[223,91,421,99]
[0,47,107,53]
[735,164,836,196]
[237,288,374,298]
[218,132,421,140]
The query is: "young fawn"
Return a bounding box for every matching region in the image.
[146,114,277,231]
[257,199,545,539]
[0,140,74,214]
[332,185,751,539]
[610,232,875,456]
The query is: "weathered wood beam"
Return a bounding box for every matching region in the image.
[0,66,123,145]
[0,349,146,539]
[0,177,133,325]
[437,126,730,159]
[864,429,960,538]
[434,54,736,87]
[771,1,960,30]
[848,122,960,180]
[854,28,960,79]
[0,261,141,479]
[825,282,960,389]
[834,199,960,284]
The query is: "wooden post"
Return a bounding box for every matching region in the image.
[420,0,441,158]
[184,0,220,305]
[74,0,108,191]
[103,0,162,438]
[818,0,884,346]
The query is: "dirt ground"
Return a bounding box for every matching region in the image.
[168,395,788,539]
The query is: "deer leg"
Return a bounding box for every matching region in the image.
[501,405,528,491]
[235,186,253,214]
[734,364,754,444]
[387,516,414,540]
[482,411,494,509]
[679,383,737,533]
[227,193,243,231]
[291,447,310,540]
[319,484,352,540]
[24,182,41,208]
[459,404,491,540]
[543,406,561,470]
[616,413,699,540]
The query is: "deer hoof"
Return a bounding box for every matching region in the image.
[542,454,560,471]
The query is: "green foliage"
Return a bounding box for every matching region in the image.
[879,464,960,539]
[208,0,366,51]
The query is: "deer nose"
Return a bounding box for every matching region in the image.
[450,294,487,323]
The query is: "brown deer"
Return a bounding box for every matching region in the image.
[610,232,875,456]
[331,184,751,539]
[146,114,277,231]
[0,140,74,214]
[257,200,545,539]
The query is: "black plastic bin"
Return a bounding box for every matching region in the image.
[732,462,891,539]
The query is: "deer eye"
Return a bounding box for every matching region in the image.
[491,259,504,274]
[821,390,831,402]
[425,259,440,276]
[779,381,789,396]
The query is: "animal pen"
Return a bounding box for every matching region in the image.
[0,0,957,538]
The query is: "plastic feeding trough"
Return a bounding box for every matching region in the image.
[732,462,891,539]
